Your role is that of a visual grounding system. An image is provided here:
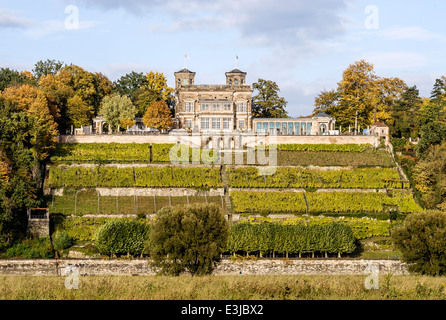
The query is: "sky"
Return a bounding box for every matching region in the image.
[0,0,445,117]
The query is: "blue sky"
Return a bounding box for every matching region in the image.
[1,0,445,117]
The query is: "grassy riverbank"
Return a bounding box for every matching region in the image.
[1,274,446,300]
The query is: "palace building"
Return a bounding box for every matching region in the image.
[173,67,337,136]
[174,67,253,132]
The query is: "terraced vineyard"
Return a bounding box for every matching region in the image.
[45,142,422,256]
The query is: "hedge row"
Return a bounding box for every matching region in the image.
[228,167,408,189]
[50,143,218,164]
[257,144,372,152]
[231,190,422,214]
[226,223,356,257]
[91,220,356,258]
[47,166,223,188]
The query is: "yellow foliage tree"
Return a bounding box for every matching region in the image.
[143,100,173,131]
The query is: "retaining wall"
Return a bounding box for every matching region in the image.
[59,135,379,146]
[0,259,408,276]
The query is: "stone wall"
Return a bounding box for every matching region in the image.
[59,134,379,146]
[0,259,408,276]
[46,187,225,197]
[27,219,50,238]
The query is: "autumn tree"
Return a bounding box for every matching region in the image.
[142,100,173,131]
[62,64,113,115]
[38,69,75,133]
[252,79,288,118]
[0,97,41,245]
[313,60,406,130]
[100,93,137,132]
[67,95,93,129]
[1,85,58,188]
[135,71,174,116]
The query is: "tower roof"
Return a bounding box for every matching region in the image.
[175,67,195,74]
[226,68,246,74]
[314,112,332,118]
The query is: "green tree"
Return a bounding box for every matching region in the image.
[100,93,137,133]
[150,203,229,276]
[420,78,446,127]
[113,71,148,102]
[0,68,37,91]
[413,142,446,209]
[392,86,423,138]
[252,79,288,118]
[33,59,65,80]
[416,122,446,157]
[392,211,446,276]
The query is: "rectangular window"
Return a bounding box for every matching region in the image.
[294,122,299,135]
[186,119,192,129]
[282,123,287,135]
[212,104,220,111]
[307,123,312,135]
[239,120,245,129]
[237,103,246,112]
[269,122,274,134]
[263,122,268,132]
[301,123,306,135]
[201,104,210,111]
[256,122,262,132]
[288,123,293,136]
[223,103,232,111]
[223,118,231,130]
[276,122,281,134]
[212,118,221,129]
[185,103,193,112]
[201,118,210,130]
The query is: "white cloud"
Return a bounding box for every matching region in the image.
[23,20,102,39]
[361,51,429,70]
[0,8,35,29]
[378,26,445,42]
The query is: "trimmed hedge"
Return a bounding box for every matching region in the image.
[226,223,356,257]
[94,220,151,257]
[227,167,408,189]
[47,165,223,188]
[231,190,422,215]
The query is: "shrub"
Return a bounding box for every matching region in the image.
[5,238,55,259]
[150,203,229,276]
[392,210,446,276]
[94,220,151,257]
[52,231,73,251]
